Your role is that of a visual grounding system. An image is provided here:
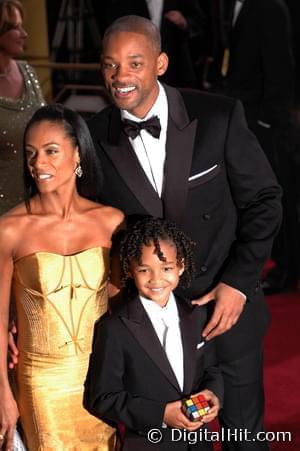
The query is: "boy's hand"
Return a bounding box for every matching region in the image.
[194,389,220,423]
[163,400,203,431]
[8,321,19,369]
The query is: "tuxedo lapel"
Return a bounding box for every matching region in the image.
[120,296,181,393]
[99,108,163,217]
[176,298,201,396]
[163,85,197,225]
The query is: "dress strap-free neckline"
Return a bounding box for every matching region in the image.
[14,246,110,264]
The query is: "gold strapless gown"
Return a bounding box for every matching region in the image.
[13,247,116,451]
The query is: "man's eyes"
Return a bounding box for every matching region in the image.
[102,61,143,70]
[130,62,142,68]
[103,62,118,70]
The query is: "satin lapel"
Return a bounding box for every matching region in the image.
[120,297,181,393]
[176,298,199,396]
[100,109,163,217]
[163,85,197,225]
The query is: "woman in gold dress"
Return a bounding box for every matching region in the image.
[0,104,124,450]
[0,0,45,215]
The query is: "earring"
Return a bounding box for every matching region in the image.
[75,164,83,178]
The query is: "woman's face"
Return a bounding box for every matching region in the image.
[25,121,80,195]
[0,7,27,57]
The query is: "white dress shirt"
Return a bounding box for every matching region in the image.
[146,0,164,29]
[121,82,168,197]
[140,292,184,391]
[232,0,244,26]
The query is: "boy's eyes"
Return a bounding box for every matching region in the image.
[136,266,174,273]
[164,266,173,271]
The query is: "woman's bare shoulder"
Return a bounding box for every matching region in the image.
[87,202,125,227]
[0,204,31,253]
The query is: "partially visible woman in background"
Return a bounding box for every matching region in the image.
[0,0,45,215]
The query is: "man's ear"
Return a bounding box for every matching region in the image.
[157,52,169,76]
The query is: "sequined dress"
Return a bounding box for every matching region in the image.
[0,60,45,215]
[13,247,116,451]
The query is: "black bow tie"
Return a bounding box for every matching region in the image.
[122,116,161,139]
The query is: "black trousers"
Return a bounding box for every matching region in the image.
[219,346,269,451]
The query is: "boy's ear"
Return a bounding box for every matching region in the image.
[179,259,185,276]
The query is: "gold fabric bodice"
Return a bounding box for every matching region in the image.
[0,60,45,215]
[12,247,116,451]
[13,246,109,357]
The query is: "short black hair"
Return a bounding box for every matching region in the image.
[23,104,102,211]
[102,15,161,55]
[120,217,195,289]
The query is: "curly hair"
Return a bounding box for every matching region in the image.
[119,217,195,290]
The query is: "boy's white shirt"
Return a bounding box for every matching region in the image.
[140,292,184,391]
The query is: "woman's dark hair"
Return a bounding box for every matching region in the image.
[119,216,196,290]
[23,104,102,211]
[0,0,23,35]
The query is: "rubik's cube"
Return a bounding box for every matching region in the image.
[182,394,210,421]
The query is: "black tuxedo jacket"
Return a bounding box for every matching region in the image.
[88,85,282,361]
[225,0,294,127]
[84,295,223,451]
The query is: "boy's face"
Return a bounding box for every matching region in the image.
[129,240,184,307]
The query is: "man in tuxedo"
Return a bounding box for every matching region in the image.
[224,0,298,293]
[88,16,281,450]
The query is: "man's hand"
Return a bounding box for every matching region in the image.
[192,282,246,340]
[164,10,187,30]
[8,322,18,369]
[163,400,203,430]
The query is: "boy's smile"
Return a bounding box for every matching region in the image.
[129,240,184,307]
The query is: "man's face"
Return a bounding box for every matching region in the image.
[101,31,168,118]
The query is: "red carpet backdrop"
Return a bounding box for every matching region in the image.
[264,292,300,450]
[212,290,300,451]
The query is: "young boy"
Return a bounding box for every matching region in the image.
[84,217,223,450]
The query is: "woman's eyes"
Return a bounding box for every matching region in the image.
[46,148,59,155]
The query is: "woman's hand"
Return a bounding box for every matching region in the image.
[0,390,19,451]
[7,322,19,369]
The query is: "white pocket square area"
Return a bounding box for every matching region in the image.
[196,341,205,350]
[188,164,218,182]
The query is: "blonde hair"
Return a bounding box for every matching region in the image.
[0,0,23,35]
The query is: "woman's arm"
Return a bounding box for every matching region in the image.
[0,218,19,451]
